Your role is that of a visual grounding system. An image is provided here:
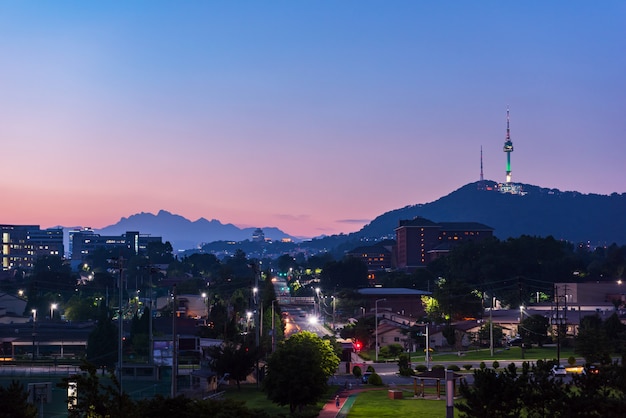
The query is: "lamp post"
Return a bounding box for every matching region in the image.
[331,295,336,332]
[50,303,57,320]
[315,287,320,318]
[31,309,37,361]
[375,298,386,362]
[201,292,208,319]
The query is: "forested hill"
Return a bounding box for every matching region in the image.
[351,181,626,246]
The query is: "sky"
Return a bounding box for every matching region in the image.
[1,1,625,238]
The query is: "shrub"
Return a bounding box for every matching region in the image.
[492,360,500,370]
[479,361,486,370]
[448,365,460,372]
[352,365,362,378]
[432,364,445,370]
[379,346,390,358]
[463,364,473,371]
[567,356,576,366]
[366,365,376,373]
[368,372,383,386]
[415,365,428,372]
[388,343,404,358]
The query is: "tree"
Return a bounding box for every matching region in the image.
[86,303,118,371]
[263,331,340,414]
[207,342,257,390]
[477,321,504,347]
[519,314,549,346]
[0,380,38,418]
[575,314,611,364]
[58,361,135,418]
[320,257,368,289]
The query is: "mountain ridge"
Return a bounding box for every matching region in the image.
[62,182,626,252]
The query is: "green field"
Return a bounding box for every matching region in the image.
[347,389,457,418]
[372,345,578,366]
[222,384,338,417]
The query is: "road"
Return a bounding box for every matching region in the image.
[280,305,332,338]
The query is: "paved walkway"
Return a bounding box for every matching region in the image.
[318,387,381,418]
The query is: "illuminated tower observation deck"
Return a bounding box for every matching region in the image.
[503,107,514,183]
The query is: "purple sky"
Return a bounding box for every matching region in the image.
[1,1,625,238]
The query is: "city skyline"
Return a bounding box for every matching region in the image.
[1,1,624,238]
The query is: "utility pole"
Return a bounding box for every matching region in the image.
[490,295,494,357]
[118,257,124,396]
[171,284,178,397]
[271,300,275,352]
[375,298,386,362]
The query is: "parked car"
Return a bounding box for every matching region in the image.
[552,365,567,376]
[582,365,599,375]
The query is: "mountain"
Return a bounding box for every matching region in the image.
[350,181,626,246]
[95,210,296,251]
[80,182,626,254]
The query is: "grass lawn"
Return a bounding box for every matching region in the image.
[347,389,460,418]
[429,346,576,363]
[222,384,339,417]
[371,346,578,367]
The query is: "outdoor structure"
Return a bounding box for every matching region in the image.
[69,228,163,261]
[357,288,431,319]
[394,217,494,270]
[0,292,28,324]
[0,321,94,360]
[554,281,626,310]
[1,225,64,272]
[413,369,463,399]
[345,240,395,280]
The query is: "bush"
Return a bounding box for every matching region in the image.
[366,365,376,373]
[367,372,383,386]
[479,361,486,370]
[463,364,473,371]
[352,365,362,378]
[432,364,445,370]
[492,360,500,370]
[447,365,460,372]
[388,343,404,358]
[567,356,576,366]
[379,346,390,358]
[415,365,428,372]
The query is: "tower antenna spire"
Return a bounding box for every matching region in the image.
[478,146,485,190]
[503,106,514,183]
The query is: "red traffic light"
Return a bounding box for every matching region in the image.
[354,341,362,351]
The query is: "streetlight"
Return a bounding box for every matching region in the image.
[50,303,57,320]
[31,309,37,361]
[315,287,321,318]
[246,311,252,333]
[201,292,208,319]
[375,298,386,362]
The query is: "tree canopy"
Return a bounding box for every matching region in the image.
[263,331,340,414]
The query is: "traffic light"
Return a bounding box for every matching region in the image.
[354,340,362,352]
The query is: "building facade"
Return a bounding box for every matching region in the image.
[69,228,163,261]
[1,225,64,271]
[394,217,494,270]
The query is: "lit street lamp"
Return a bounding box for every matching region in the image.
[31,309,37,361]
[50,303,57,320]
[201,292,208,318]
[375,298,386,362]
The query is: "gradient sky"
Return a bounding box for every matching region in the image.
[1,1,625,238]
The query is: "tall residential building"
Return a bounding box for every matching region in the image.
[69,228,163,261]
[394,217,494,270]
[1,225,64,271]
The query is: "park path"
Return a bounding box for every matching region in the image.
[318,387,382,418]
